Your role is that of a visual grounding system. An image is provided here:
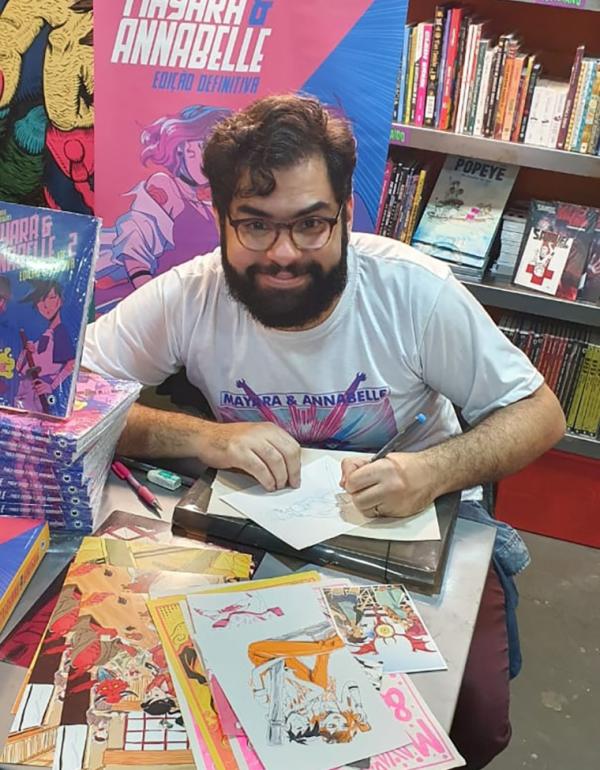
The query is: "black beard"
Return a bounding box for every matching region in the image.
[221,219,348,329]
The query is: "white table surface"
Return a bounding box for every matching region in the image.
[0,476,495,765]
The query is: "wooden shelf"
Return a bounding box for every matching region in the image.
[557,433,600,459]
[506,0,600,11]
[389,123,600,179]
[460,277,600,327]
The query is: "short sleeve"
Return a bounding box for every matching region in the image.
[82,270,184,386]
[419,275,544,425]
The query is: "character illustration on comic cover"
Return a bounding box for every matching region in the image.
[95,105,230,316]
[2,558,196,770]
[15,279,75,414]
[248,620,371,746]
[323,585,444,678]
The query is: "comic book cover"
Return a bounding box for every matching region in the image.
[0,372,141,460]
[512,200,594,297]
[579,225,600,304]
[412,155,518,264]
[0,203,99,418]
[554,204,599,301]
[0,536,253,770]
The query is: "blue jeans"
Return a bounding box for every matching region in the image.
[458,500,530,679]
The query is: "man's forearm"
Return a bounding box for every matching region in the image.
[117,403,215,459]
[420,384,566,498]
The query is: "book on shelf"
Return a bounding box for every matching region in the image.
[513,200,599,300]
[579,225,600,304]
[377,157,430,244]
[0,202,100,419]
[411,154,518,279]
[392,8,600,156]
[0,517,49,633]
[500,313,600,439]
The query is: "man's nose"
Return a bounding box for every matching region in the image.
[265,228,303,265]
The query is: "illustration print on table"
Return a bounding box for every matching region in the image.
[187,583,410,770]
[324,585,447,674]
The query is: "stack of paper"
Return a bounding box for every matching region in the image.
[0,372,141,531]
[0,530,253,770]
[147,578,464,770]
[209,448,441,548]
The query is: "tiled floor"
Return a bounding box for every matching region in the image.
[489,531,600,770]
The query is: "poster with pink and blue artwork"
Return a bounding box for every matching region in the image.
[93,0,407,315]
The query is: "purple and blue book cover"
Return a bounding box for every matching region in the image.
[0,202,100,419]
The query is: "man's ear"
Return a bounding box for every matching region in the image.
[212,206,221,233]
[345,195,354,233]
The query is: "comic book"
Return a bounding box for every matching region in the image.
[0,372,141,461]
[412,155,518,271]
[0,202,100,418]
[579,225,600,304]
[0,518,49,634]
[0,536,252,770]
[513,201,599,297]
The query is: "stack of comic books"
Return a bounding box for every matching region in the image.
[0,372,141,531]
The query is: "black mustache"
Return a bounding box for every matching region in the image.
[249,262,319,278]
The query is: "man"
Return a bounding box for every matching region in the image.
[84,94,566,768]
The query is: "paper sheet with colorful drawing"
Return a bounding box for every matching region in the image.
[323,585,447,674]
[0,535,252,770]
[147,573,323,770]
[186,583,411,770]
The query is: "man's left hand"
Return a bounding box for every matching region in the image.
[340,452,437,518]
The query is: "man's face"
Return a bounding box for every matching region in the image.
[220,155,352,330]
[36,288,62,320]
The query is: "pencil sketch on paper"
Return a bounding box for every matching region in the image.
[272,491,354,521]
[193,592,285,629]
[247,620,372,747]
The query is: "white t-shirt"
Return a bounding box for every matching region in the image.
[83,232,543,456]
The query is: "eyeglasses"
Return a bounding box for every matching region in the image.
[228,203,343,252]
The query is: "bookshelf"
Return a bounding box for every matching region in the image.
[387,0,600,460]
[389,123,600,178]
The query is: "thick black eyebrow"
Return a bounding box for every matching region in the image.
[234,201,333,219]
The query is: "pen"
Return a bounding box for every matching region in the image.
[111,460,163,517]
[370,412,427,462]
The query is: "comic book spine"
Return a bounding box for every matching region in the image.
[483,35,508,138]
[414,24,433,126]
[439,9,463,130]
[511,55,534,143]
[579,61,600,154]
[448,14,470,132]
[424,6,446,127]
[0,522,49,632]
[518,62,542,143]
[565,59,591,152]
[434,9,452,128]
[473,46,495,137]
[394,25,412,122]
[556,45,585,150]
[376,160,394,233]
[466,38,488,135]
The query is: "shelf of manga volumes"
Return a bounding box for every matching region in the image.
[389,124,600,179]
[462,276,600,327]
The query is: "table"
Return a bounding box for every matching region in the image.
[0,476,495,765]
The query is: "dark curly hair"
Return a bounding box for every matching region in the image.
[202,94,356,218]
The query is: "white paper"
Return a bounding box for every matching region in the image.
[187,583,410,770]
[221,456,369,549]
[211,448,440,542]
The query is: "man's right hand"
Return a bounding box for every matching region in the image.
[202,422,301,492]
